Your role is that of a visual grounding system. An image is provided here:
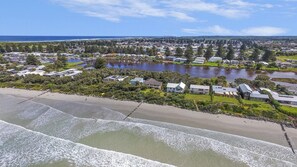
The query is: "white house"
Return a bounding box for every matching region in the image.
[56,69,82,77]
[174,58,187,63]
[167,82,186,93]
[212,85,238,96]
[103,75,128,82]
[192,57,206,64]
[208,57,223,62]
[272,94,297,105]
[190,85,209,94]
[130,77,144,85]
[17,69,46,76]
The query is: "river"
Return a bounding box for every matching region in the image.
[107,62,297,81]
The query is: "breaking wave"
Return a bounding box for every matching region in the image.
[0,94,296,167]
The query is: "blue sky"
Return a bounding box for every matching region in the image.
[0,0,296,36]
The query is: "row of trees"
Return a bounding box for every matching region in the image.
[166,43,276,62]
[0,43,67,53]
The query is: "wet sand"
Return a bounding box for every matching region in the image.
[1,88,296,148]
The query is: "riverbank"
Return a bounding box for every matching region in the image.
[1,88,297,148]
[108,58,297,73]
[107,61,297,81]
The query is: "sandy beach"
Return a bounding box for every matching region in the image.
[1,88,296,148]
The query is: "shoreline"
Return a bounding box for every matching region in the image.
[1,88,297,148]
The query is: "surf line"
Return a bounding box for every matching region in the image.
[281,123,295,154]
[17,89,50,104]
[123,101,143,120]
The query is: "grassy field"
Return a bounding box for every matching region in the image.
[184,94,210,102]
[271,78,297,84]
[141,89,165,96]
[185,94,240,104]
[277,55,297,62]
[279,106,297,116]
[242,99,275,112]
[213,95,240,104]
[65,62,83,69]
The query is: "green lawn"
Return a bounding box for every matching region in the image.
[65,62,83,69]
[184,94,210,102]
[141,89,165,96]
[185,94,240,104]
[213,95,240,104]
[242,99,274,111]
[280,106,297,116]
[277,55,297,62]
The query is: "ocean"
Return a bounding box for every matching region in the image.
[0,36,128,42]
[0,94,296,167]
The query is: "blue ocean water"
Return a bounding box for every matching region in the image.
[0,36,127,42]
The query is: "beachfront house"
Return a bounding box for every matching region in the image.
[238,84,253,99]
[260,88,297,106]
[272,94,297,106]
[103,75,128,82]
[212,85,238,97]
[208,57,222,62]
[166,82,186,93]
[249,91,269,102]
[144,78,162,90]
[56,69,82,78]
[192,57,206,64]
[130,77,144,85]
[190,85,209,94]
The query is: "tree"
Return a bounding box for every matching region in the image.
[94,58,106,69]
[215,44,225,58]
[32,45,37,52]
[197,44,204,56]
[24,45,31,52]
[148,46,157,56]
[184,45,194,63]
[175,47,183,57]
[255,63,263,70]
[12,44,18,52]
[226,44,234,60]
[165,47,171,56]
[55,54,67,68]
[0,45,5,53]
[5,44,12,52]
[26,55,40,65]
[239,43,247,60]
[250,48,260,61]
[38,44,43,52]
[204,45,213,60]
[0,55,7,64]
[262,49,276,62]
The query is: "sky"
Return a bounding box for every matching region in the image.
[0,0,296,36]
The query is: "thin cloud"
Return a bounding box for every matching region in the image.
[241,27,287,36]
[182,26,287,36]
[52,0,274,22]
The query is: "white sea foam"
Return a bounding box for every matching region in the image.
[0,120,173,167]
[0,94,297,167]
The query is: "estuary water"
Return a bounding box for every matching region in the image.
[0,94,296,167]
